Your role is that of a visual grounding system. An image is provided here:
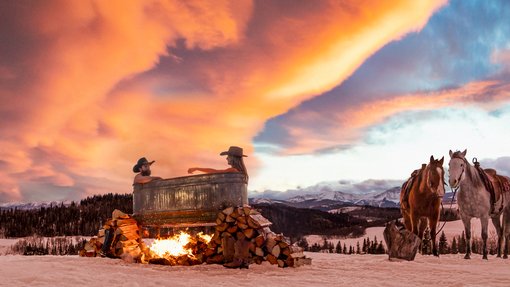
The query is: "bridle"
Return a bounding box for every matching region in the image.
[450,155,466,190]
[435,155,466,236]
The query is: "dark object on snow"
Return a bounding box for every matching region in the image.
[383,220,421,261]
[100,228,114,257]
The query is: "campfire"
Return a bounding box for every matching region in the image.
[147,232,212,266]
[80,207,311,268]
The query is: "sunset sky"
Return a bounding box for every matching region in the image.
[2,0,510,203]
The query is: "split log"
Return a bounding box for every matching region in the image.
[383,220,421,261]
[223,207,234,216]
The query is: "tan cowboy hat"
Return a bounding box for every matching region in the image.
[220,146,247,157]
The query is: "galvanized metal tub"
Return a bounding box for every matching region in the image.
[133,173,247,227]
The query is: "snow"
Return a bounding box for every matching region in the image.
[0,220,508,286]
[306,219,499,249]
[0,253,510,286]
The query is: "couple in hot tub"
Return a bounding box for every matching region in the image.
[132,146,248,185]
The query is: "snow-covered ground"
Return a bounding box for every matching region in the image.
[306,219,499,249]
[0,220,508,287]
[0,253,509,287]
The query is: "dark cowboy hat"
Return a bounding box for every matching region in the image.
[220,146,247,157]
[132,157,155,173]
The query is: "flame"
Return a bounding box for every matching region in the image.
[149,231,212,259]
[197,232,212,243]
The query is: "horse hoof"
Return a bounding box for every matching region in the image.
[504,255,508,259]
[464,254,471,259]
[483,256,488,260]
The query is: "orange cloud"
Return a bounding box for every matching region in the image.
[0,0,446,202]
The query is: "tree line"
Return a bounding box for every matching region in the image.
[0,193,132,238]
[296,235,386,255]
[6,236,87,256]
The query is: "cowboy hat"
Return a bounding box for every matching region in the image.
[220,146,247,157]
[132,157,155,173]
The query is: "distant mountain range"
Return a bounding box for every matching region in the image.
[0,179,458,212]
[0,201,72,210]
[249,179,457,211]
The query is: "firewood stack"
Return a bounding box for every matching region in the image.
[205,205,311,268]
[80,209,145,261]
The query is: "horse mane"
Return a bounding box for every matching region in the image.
[451,150,483,187]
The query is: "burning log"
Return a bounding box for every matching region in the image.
[207,205,311,268]
[146,231,212,266]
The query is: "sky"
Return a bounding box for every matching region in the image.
[1,0,510,203]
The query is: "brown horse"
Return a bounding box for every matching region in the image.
[400,155,445,256]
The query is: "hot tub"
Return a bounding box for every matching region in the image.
[133,173,248,228]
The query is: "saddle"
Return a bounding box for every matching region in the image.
[401,164,426,210]
[474,160,510,216]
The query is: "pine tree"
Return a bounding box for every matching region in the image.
[343,243,347,254]
[335,241,342,254]
[356,241,361,254]
[471,239,478,254]
[422,227,432,255]
[438,231,448,254]
[376,241,385,254]
[322,238,329,251]
[451,237,458,254]
[459,232,467,254]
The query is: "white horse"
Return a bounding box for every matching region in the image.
[448,149,510,259]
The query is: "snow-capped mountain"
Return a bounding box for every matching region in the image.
[0,201,72,210]
[250,180,456,210]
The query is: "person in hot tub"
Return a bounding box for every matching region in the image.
[187,146,248,183]
[132,157,162,184]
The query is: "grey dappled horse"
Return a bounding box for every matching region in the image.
[448,149,510,259]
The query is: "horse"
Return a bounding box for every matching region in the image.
[400,155,445,256]
[448,149,510,259]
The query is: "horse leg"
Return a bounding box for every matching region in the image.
[410,213,420,236]
[417,218,426,238]
[503,208,510,259]
[490,215,503,258]
[430,215,440,257]
[461,214,472,259]
[481,216,489,260]
[402,211,412,231]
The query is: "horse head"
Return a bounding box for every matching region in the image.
[427,155,445,197]
[448,149,467,189]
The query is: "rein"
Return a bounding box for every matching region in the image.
[435,184,458,236]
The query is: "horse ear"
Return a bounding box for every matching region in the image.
[449,150,453,157]
[430,155,434,162]
[462,149,467,157]
[439,156,444,165]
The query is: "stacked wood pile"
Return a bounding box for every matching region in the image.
[80,209,145,261]
[205,205,311,268]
